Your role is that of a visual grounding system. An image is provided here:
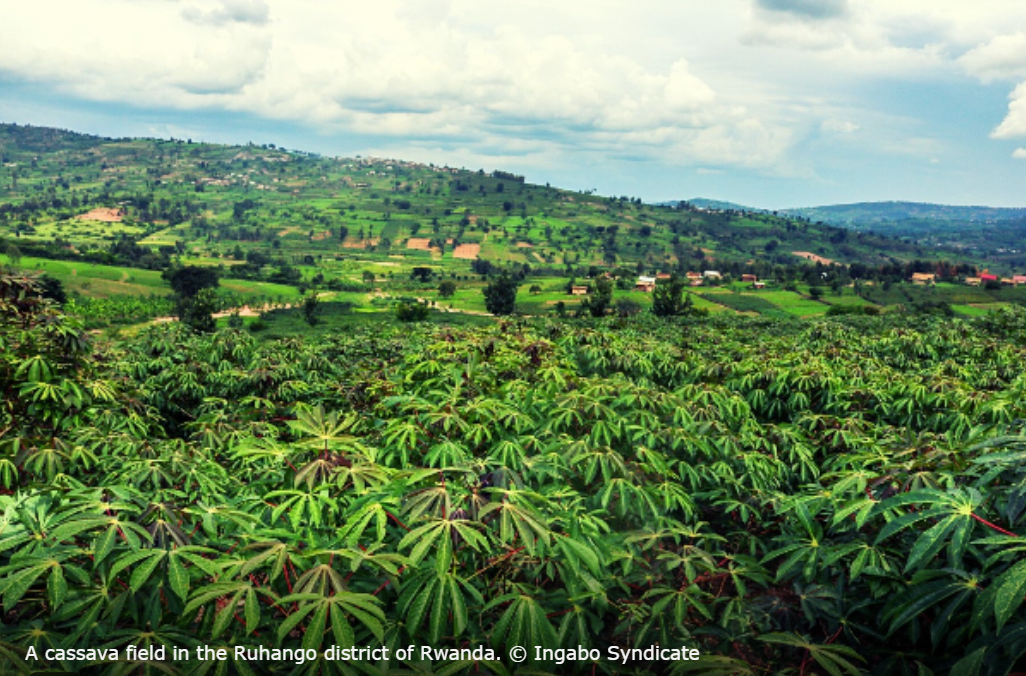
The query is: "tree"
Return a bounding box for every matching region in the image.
[411,267,433,283]
[809,286,824,300]
[362,270,376,285]
[180,287,219,333]
[482,272,519,315]
[583,275,613,318]
[438,281,456,298]
[164,265,220,299]
[163,265,220,332]
[651,273,688,317]
[302,294,320,327]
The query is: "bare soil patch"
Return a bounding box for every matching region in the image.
[515,242,534,248]
[406,238,432,251]
[76,208,123,222]
[792,251,834,265]
[452,243,481,260]
[343,239,378,249]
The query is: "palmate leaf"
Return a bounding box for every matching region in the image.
[485,591,559,655]
[238,538,304,582]
[397,569,483,643]
[880,573,977,639]
[479,498,551,555]
[875,488,983,571]
[397,517,489,569]
[337,497,402,546]
[0,550,85,611]
[185,579,273,638]
[276,591,385,649]
[760,632,865,676]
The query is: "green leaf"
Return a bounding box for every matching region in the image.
[949,647,986,676]
[991,560,1026,631]
[167,553,189,601]
[47,565,67,609]
[129,550,166,592]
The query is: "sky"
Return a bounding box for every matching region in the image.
[2,0,1026,209]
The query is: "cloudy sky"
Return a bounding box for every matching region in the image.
[2,0,1026,208]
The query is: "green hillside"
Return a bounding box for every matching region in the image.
[5,123,1024,327]
[0,123,962,275]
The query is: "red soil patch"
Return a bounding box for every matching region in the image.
[76,207,123,222]
[343,239,379,249]
[406,238,432,251]
[792,251,834,265]
[452,243,481,259]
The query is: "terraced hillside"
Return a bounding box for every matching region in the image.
[1,124,958,275]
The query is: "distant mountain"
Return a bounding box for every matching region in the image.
[781,201,1026,226]
[682,198,765,213]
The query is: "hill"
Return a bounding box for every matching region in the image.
[0,123,972,277]
[780,201,1026,268]
[782,200,1026,225]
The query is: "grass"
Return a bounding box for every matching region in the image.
[1,255,170,298]
[249,301,494,339]
[750,290,831,317]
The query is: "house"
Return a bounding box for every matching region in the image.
[636,276,657,292]
[981,272,999,283]
[686,272,703,281]
[656,273,672,280]
[1014,275,1026,286]
[911,273,936,285]
[741,274,758,283]
[751,281,766,289]
[1002,278,1016,285]
[570,285,589,296]
[965,277,982,286]
[703,271,722,279]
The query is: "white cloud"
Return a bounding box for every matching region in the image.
[992,81,1026,138]
[0,0,795,171]
[960,32,1026,82]
[1013,148,1026,158]
[6,0,1026,186]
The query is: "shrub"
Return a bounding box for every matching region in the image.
[395,300,430,322]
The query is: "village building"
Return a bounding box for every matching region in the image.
[656,273,672,280]
[703,271,722,279]
[965,277,982,286]
[911,273,936,284]
[751,281,766,289]
[570,285,589,296]
[1014,275,1026,286]
[636,276,657,292]
[741,274,758,283]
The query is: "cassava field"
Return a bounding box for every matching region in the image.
[3,125,1026,675]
